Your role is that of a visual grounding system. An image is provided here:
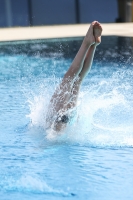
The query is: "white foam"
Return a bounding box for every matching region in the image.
[25,68,133,147]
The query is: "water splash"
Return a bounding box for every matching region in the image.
[26,66,133,147]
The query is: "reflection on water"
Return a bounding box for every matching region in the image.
[0,36,133,61]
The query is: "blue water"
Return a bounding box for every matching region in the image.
[0,37,133,200]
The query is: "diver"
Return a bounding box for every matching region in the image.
[46,21,102,132]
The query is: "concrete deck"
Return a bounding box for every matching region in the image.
[0,23,133,42]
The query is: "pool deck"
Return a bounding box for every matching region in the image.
[0,23,133,42]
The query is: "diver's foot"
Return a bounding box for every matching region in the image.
[93,21,102,45]
[84,21,96,47]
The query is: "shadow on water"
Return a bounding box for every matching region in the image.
[0,36,133,61]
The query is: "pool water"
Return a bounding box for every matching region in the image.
[0,36,133,200]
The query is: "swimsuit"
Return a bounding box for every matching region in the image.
[55,114,69,123]
[55,108,78,124]
[46,108,78,131]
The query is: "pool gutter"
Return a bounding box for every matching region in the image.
[0,23,133,42]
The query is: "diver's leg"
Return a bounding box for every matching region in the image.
[78,22,102,81]
[66,78,81,109]
[63,21,96,82]
[66,22,102,110]
[50,22,97,112]
[66,44,97,109]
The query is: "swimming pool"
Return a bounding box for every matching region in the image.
[0,36,133,200]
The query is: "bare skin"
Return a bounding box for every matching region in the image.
[46,21,102,132]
